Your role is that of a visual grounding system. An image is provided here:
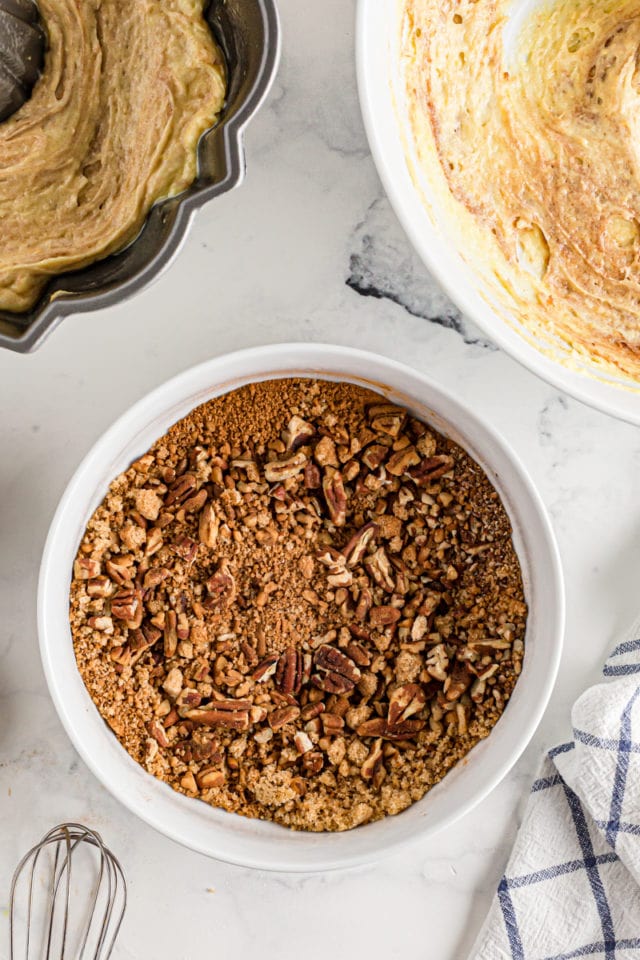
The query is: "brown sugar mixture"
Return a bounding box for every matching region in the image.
[70,379,527,831]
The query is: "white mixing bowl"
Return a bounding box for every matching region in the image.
[38,343,564,871]
[356,0,640,424]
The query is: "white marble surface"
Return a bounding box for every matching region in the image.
[1,2,640,957]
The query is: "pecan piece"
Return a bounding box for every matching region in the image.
[301,751,324,775]
[321,713,344,736]
[361,738,385,784]
[346,641,371,667]
[269,705,301,730]
[164,610,178,659]
[386,445,421,477]
[342,522,378,567]
[106,557,133,586]
[361,443,388,471]
[197,768,226,789]
[174,537,198,565]
[312,644,361,694]
[198,503,219,548]
[264,451,307,482]
[275,646,304,696]
[355,585,373,621]
[86,576,113,599]
[283,415,315,451]
[388,683,426,726]
[165,473,197,506]
[369,408,406,438]
[408,455,454,486]
[182,488,208,514]
[356,717,388,738]
[205,559,236,608]
[183,703,251,731]
[369,606,401,628]
[252,654,279,682]
[314,436,338,467]
[111,588,143,628]
[384,718,425,741]
[364,546,395,592]
[304,461,321,489]
[146,720,169,748]
[445,661,473,702]
[294,731,314,754]
[322,469,347,526]
[74,558,101,580]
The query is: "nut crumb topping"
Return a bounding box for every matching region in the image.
[70,379,527,832]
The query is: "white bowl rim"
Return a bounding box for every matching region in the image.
[38,342,565,872]
[355,0,640,426]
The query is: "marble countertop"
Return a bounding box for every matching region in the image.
[2,2,640,957]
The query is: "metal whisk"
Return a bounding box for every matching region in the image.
[9,823,127,960]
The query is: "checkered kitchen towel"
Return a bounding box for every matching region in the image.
[471,625,640,959]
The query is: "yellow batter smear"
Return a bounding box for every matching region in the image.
[0,0,226,312]
[403,0,640,382]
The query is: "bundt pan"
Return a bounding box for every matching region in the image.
[0,0,280,353]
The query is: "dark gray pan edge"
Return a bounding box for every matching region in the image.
[0,0,280,354]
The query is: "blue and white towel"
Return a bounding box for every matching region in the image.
[472,627,640,959]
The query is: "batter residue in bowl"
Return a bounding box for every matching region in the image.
[0,0,225,312]
[70,379,526,832]
[403,0,640,380]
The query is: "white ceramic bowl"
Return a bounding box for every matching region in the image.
[38,343,564,872]
[356,0,640,425]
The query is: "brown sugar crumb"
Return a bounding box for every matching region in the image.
[69,378,527,832]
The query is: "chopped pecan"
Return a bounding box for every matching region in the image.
[74,558,101,579]
[182,488,208,514]
[106,557,133,586]
[445,661,473,702]
[387,683,426,725]
[252,654,279,682]
[312,644,361,695]
[198,503,219,548]
[174,537,199,565]
[269,705,301,730]
[182,703,251,731]
[343,522,378,567]
[164,611,178,659]
[369,606,401,628]
[361,443,388,471]
[386,445,421,476]
[346,641,371,667]
[165,473,198,506]
[264,451,307,482]
[197,768,226,789]
[283,415,315,451]
[304,461,321,489]
[205,559,236,608]
[314,436,338,467]
[408,455,454,486]
[356,717,388,738]
[361,738,385,782]
[294,731,314,754]
[301,751,324,775]
[322,469,347,526]
[275,646,304,696]
[86,576,113,598]
[146,719,169,748]
[364,546,395,592]
[369,404,406,437]
[321,713,345,735]
[111,588,143,628]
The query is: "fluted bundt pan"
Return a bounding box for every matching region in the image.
[0,0,280,353]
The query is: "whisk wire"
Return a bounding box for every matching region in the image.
[9,823,127,960]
